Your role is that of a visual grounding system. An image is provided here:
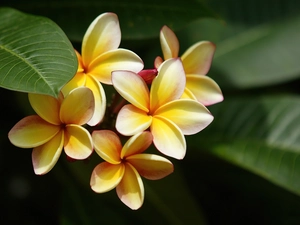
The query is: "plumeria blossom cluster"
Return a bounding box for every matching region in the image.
[8,12,223,210]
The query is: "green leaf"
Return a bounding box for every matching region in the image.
[189,95,300,196]
[2,0,218,41]
[0,7,77,97]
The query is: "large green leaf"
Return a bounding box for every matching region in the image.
[1,0,217,41]
[0,7,77,97]
[189,95,300,196]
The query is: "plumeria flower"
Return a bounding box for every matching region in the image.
[8,87,95,175]
[62,12,144,126]
[112,58,214,159]
[155,25,223,106]
[90,130,173,210]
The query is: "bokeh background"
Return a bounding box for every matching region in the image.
[1,0,300,224]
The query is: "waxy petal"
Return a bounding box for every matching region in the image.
[126,154,173,180]
[185,74,224,106]
[112,70,149,112]
[89,49,144,85]
[116,163,144,210]
[181,41,215,75]
[150,58,185,113]
[64,124,93,159]
[151,116,186,159]
[32,130,64,175]
[8,115,60,148]
[60,87,94,125]
[121,131,153,159]
[61,72,86,97]
[92,130,122,164]
[155,99,214,135]
[28,93,60,125]
[82,13,121,67]
[75,50,84,72]
[91,162,125,193]
[181,87,197,100]
[160,25,179,59]
[85,75,106,126]
[116,105,152,136]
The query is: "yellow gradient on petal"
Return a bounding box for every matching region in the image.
[186,74,224,106]
[150,58,185,113]
[151,116,186,159]
[75,50,85,72]
[60,87,94,125]
[121,131,153,158]
[116,163,144,210]
[160,25,179,60]
[92,130,122,164]
[82,12,121,67]
[85,75,106,126]
[29,93,60,125]
[126,154,173,180]
[112,70,149,112]
[64,124,93,159]
[155,99,214,135]
[182,87,197,100]
[61,72,86,97]
[116,105,152,136]
[8,115,60,148]
[32,130,64,175]
[181,41,216,75]
[89,49,144,85]
[90,162,125,193]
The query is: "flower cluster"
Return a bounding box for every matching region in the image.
[8,12,223,209]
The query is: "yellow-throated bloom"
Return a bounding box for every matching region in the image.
[62,12,144,126]
[155,25,223,106]
[8,87,94,175]
[112,58,213,159]
[90,130,173,210]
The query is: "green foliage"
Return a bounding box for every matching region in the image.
[1,0,218,41]
[191,95,300,196]
[0,7,77,97]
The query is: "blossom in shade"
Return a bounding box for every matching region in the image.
[155,25,223,106]
[62,12,144,126]
[8,87,94,175]
[112,58,214,159]
[90,130,173,210]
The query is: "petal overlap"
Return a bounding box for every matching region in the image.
[64,124,93,160]
[155,99,214,135]
[112,70,149,112]
[91,162,125,193]
[116,163,144,210]
[82,12,121,66]
[151,116,186,159]
[32,130,64,175]
[116,105,152,136]
[8,115,60,148]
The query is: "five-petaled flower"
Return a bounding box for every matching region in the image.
[8,87,95,175]
[112,58,214,159]
[155,25,223,106]
[62,12,144,126]
[90,130,173,210]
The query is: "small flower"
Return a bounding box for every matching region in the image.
[112,58,214,159]
[156,25,223,106]
[90,130,173,210]
[8,87,94,175]
[62,12,144,126]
